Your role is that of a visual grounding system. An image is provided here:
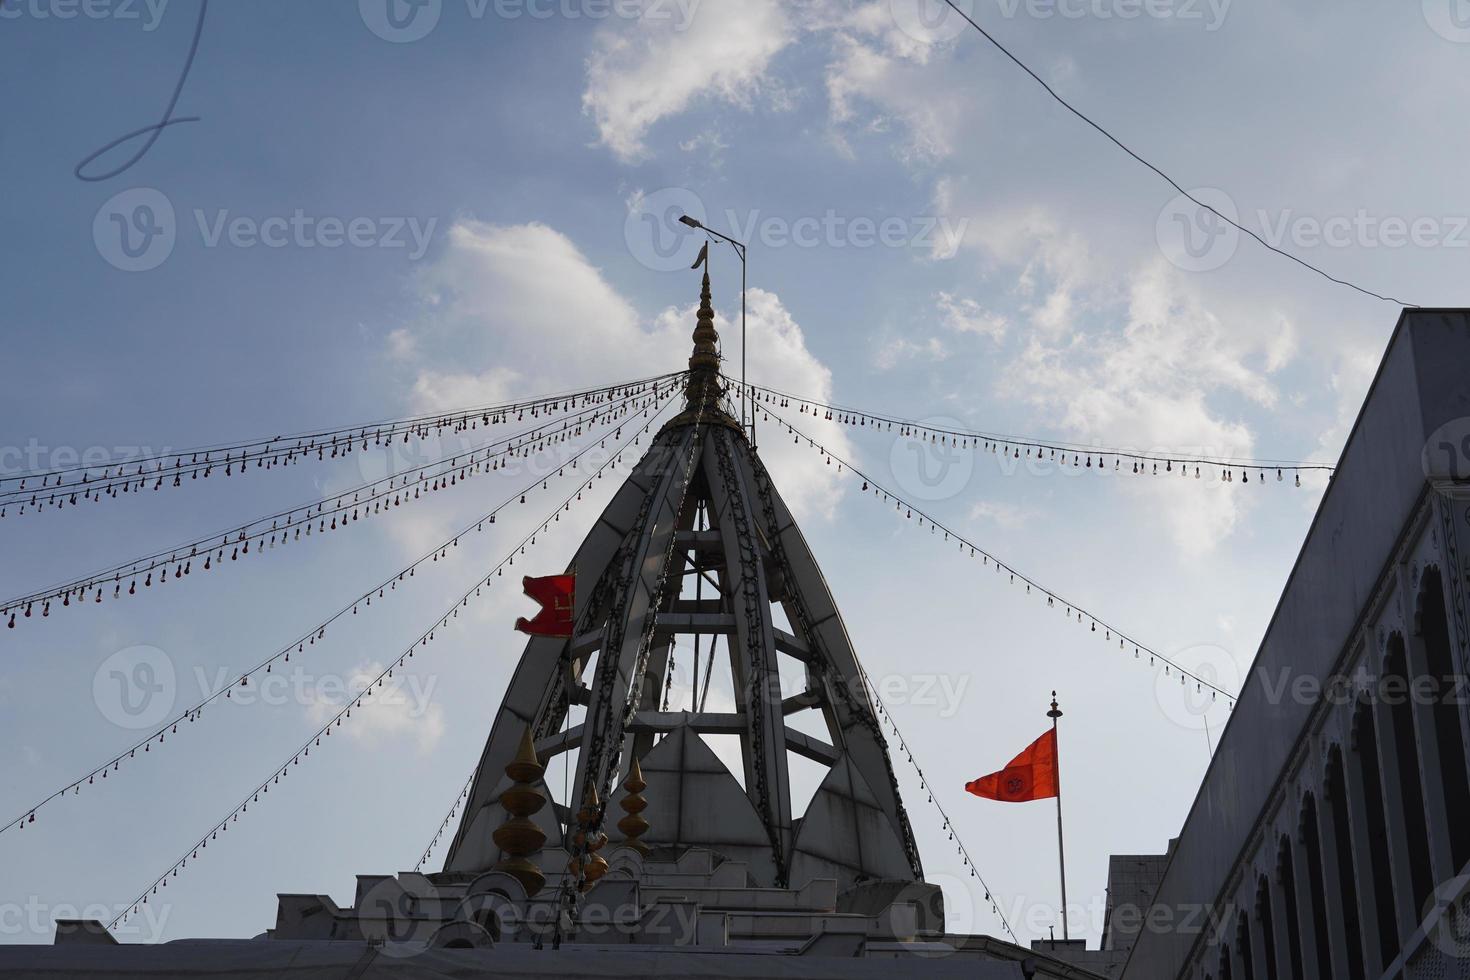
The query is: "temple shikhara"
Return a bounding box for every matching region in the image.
[259,271,1090,974]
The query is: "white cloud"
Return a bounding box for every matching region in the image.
[678,127,731,166]
[583,0,793,162]
[968,499,1035,529]
[306,661,446,755]
[1300,341,1380,503]
[937,291,1006,340]
[873,335,948,370]
[388,219,852,522]
[1000,260,1284,556]
[952,205,1102,336]
[823,25,962,165]
[386,327,417,362]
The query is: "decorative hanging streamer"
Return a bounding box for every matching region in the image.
[859,661,1017,943]
[103,392,684,931]
[413,768,478,873]
[0,371,683,515]
[766,403,1237,708]
[738,380,1330,486]
[2,379,682,629]
[2,385,683,839]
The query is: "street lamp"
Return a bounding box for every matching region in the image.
[679,214,752,448]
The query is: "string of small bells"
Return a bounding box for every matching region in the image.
[7,396,676,843]
[738,381,1325,489]
[415,769,477,872]
[105,407,672,930]
[863,669,1017,943]
[3,382,679,629]
[768,406,1238,708]
[0,374,679,516]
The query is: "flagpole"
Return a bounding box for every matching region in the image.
[1048,691,1069,941]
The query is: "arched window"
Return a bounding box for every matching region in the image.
[1352,701,1400,969]
[1419,567,1470,869]
[1255,875,1279,980]
[1299,795,1333,976]
[1277,836,1305,979]
[1382,633,1435,913]
[1235,910,1256,980]
[1325,748,1366,980]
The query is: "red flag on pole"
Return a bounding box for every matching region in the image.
[514,575,575,637]
[965,728,1059,803]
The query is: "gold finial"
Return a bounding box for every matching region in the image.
[685,268,724,411]
[492,726,548,896]
[616,757,651,857]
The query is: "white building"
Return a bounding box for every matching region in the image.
[1122,309,1470,979]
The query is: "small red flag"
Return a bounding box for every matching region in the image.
[966,728,1058,803]
[514,574,575,637]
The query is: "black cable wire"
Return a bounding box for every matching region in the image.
[939,0,1416,308]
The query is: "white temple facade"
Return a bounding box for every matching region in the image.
[1121,310,1470,980]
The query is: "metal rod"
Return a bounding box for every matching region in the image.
[691,504,703,711]
[1048,691,1069,941]
[742,247,750,449]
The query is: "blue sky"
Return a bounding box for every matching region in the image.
[2,0,1468,948]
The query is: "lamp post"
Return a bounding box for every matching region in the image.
[678,214,751,448]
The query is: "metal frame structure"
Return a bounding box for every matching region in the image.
[444,274,918,891]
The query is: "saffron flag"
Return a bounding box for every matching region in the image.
[514,574,575,637]
[965,728,1059,803]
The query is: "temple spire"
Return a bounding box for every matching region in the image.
[684,267,725,415]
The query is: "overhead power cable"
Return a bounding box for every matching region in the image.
[743,380,1333,481]
[3,384,681,838]
[103,394,681,931]
[767,403,1236,706]
[938,0,1415,308]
